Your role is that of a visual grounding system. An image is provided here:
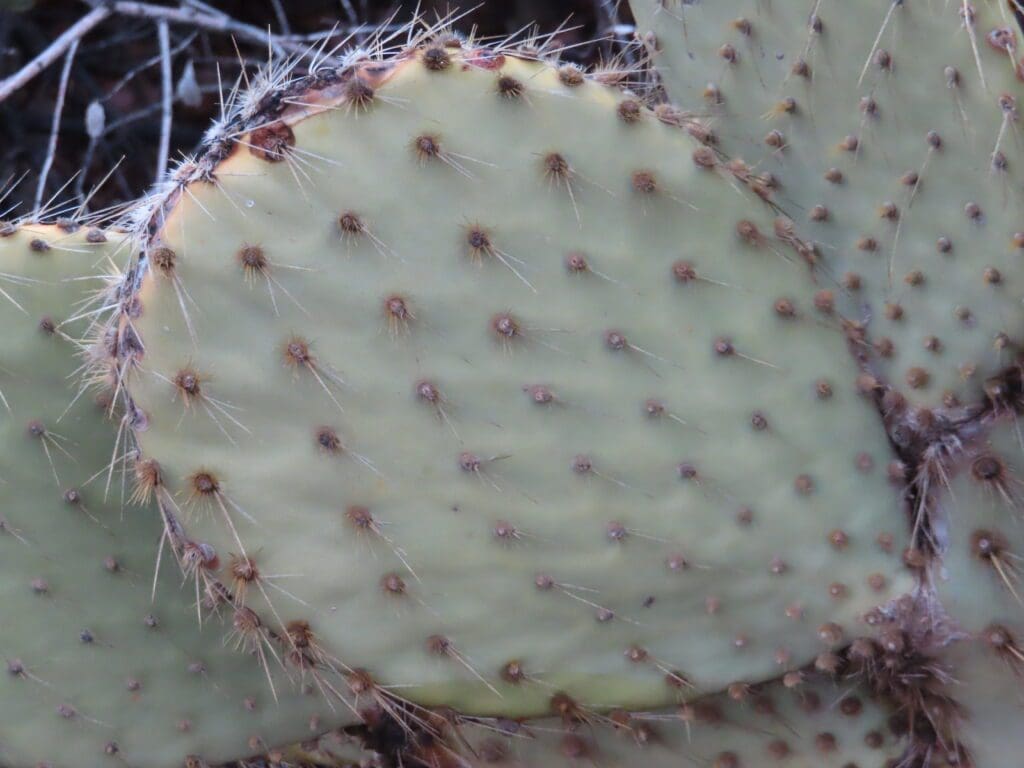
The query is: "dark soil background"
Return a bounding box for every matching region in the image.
[0,0,635,219]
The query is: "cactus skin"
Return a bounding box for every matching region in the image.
[0,224,335,768]
[111,39,916,762]
[938,625,1024,768]
[936,418,1024,631]
[630,0,1024,410]
[928,418,1024,767]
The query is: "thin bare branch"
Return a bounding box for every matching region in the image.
[156,20,173,182]
[96,1,303,55]
[0,6,111,103]
[34,39,79,211]
[268,0,292,35]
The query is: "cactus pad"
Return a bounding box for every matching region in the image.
[630,0,1024,409]
[923,416,1024,767]
[118,45,913,737]
[937,624,1024,768]
[0,224,334,768]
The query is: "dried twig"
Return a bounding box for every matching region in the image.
[34,39,78,211]
[0,6,110,103]
[339,0,359,25]
[2,1,610,219]
[597,0,636,66]
[103,31,198,106]
[91,1,303,56]
[156,19,172,183]
[268,0,292,36]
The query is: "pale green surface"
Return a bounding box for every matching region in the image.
[935,417,1024,631]
[0,226,335,768]
[928,420,1024,768]
[939,626,1024,768]
[129,53,911,719]
[630,0,1024,407]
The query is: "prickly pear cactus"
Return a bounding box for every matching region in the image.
[8,3,1023,765]
[107,36,919,765]
[628,2,1024,766]
[938,627,1024,768]
[928,417,1024,766]
[936,417,1024,631]
[631,0,1024,410]
[0,223,335,768]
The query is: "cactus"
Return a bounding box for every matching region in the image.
[938,626,1024,768]
[630,0,1024,410]
[625,1,1024,766]
[2,3,1024,766]
[927,416,1024,766]
[0,223,335,767]
[112,35,914,735]
[936,416,1024,631]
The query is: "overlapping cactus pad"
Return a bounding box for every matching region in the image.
[937,417,1024,629]
[0,225,333,768]
[632,0,1024,409]
[930,418,1024,766]
[938,625,1024,768]
[121,46,911,729]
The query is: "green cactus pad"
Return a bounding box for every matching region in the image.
[0,224,335,768]
[934,416,1024,632]
[121,46,912,728]
[913,413,1024,767]
[938,625,1024,768]
[630,0,1024,409]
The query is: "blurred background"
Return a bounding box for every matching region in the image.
[0,1,636,218]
